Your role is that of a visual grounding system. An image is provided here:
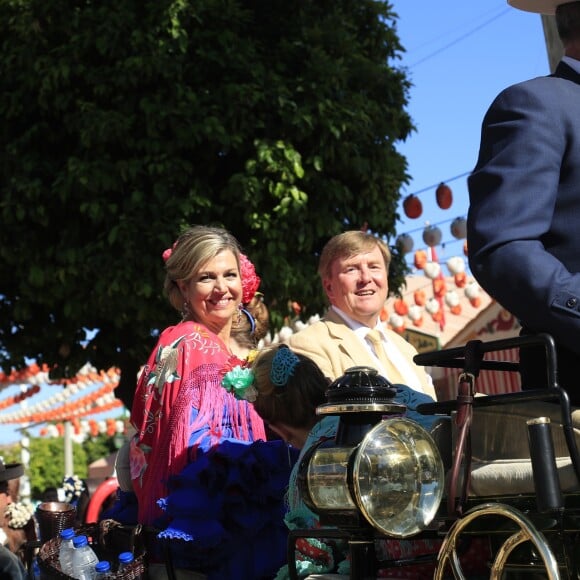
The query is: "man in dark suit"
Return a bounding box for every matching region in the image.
[468,0,580,402]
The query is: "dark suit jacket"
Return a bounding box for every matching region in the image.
[467,61,580,397]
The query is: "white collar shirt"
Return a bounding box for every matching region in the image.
[330,306,425,392]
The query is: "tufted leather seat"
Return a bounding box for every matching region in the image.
[451,400,580,497]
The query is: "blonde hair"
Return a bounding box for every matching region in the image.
[318,231,391,280]
[163,225,241,314]
[230,294,270,350]
[251,346,330,429]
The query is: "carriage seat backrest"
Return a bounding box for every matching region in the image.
[451,400,580,497]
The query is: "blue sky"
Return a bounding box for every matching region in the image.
[391,0,549,267]
[0,2,553,447]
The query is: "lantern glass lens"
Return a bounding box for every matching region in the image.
[307,447,356,510]
[352,418,444,537]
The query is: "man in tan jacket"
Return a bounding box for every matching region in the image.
[288,230,436,400]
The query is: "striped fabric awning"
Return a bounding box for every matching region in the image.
[437,347,521,401]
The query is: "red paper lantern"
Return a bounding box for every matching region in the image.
[403,195,423,219]
[436,183,453,209]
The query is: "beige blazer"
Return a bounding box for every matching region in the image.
[287,309,436,400]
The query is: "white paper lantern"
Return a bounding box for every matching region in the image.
[424,261,441,279]
[465,281,481,300]
[408,304,423,321]
[446,256,465,275]
[445,290,460,308]
[425,298,440,314]
[389,313,404,328]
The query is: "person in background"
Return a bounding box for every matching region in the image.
[128,225,291,580]
[287,230,437,407]
[0,461,29,580]
[467,0,580,401]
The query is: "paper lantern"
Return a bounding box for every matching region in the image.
[436,183,453,209]
[408,304,424,327]
[414,250,427,270]
[433,278,447,298]
[450,217,467,239]
[424,261,441,280]
[422,225,442,247]
[403,195,423,219]
[388,313,406,333]
[446,256,465,275]
[396,233,414,254]
[425,298,440,314]
[454,272,467,288]
[445,290,460,308]
[394,298,409,316]
[465,281,480,300]
[414,289,426,306]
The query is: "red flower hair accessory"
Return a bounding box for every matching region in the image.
[162,241,177,263]
[240,253,261,304]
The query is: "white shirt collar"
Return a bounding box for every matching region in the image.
[330,306,381,340]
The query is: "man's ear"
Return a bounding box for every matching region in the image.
[322,277,334,301]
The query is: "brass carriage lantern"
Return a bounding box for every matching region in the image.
[297,366,445,539]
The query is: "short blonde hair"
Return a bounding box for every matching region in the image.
[318,231,391,280]
[163,225,241,313]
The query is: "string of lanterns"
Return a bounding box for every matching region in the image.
[385,178,484,334]
[396,173,472,260]
[0,363,125,425]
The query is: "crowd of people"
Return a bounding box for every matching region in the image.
[6,1,580,578]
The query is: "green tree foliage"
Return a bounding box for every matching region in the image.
[2,433,119,499]
[0,0,413,408]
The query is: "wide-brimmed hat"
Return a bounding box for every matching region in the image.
[0,459,24,483]
[508,0,578,15]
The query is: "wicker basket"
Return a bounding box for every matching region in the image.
[36,502,77,543]
[37,520,146,580]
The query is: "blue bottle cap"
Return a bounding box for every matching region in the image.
[118,551,134,564]
[95,561,111,573]
[72,535,88,548]
[60,528,75,540]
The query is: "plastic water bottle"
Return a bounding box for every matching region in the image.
[118,551,140,578]
[94,560,112,580]
[31,556,41,580]
[59,527,76,575]
[71,535,99,580]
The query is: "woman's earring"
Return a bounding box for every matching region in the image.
[181,300,192,321]
[236,303,243,324]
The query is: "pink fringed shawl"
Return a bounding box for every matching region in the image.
[130,321,266,525]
